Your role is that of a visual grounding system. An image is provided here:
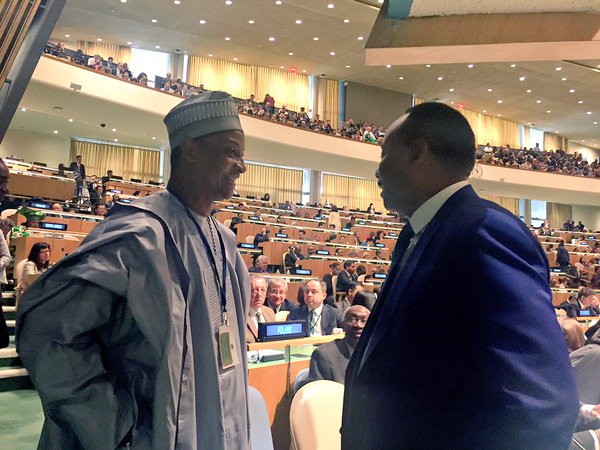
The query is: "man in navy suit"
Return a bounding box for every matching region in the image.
[288,280,342,335]
[341,102,579,449]
[266,279,297,314]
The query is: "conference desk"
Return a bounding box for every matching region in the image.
[7,171,75,201]
[11,208,102,234]
[301,255,390,279]
[105,179,160,197]
[247,334,343,449]
[10,233,85,265]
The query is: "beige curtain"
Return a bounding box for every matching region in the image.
[77,41,131,64]
[187,56,310,112]
[321,173,384,212]
[70,139,160,182]
[480,194,520,216]
[547,203,572,229]
[459,108,520,148]
[323,79,339,129]
[544,133,562,151]
[522,125,531,149]
[236,162,303,204]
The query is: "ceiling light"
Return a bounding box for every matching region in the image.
[425,64,431,68]
[555,131,559,134]
[120,0,127,3]
[53,130,59,134]
[96,38,103,41]
[561,77,567,81]
[65,34,70,38]
[482,110,486,113]
[587,111,593,115]
[155,45,160,48]
[569,89,575,93]
[174,0,181,3]
[248,20,254,24]
[555,67,562,71]
[68,118,73,122]
[398,76,404,80]
[313,37,319,40]
[378,0,384,3]
[526,89,532,93]
[208,53,213,57]
[133,45,139,48]
[114,139,119,142]
[275,0,282,4]
[288,52,293,55]
[487,88,493,92]
[437,76,443,81]
[330,51,336,56]
[497,99,503,104]
[126,41,132,45]
[449,88,454,92]
[546,110,551,113]
[151,19,158,23]
[279,65,284,69]
[112,128,117,132]
[269,37,275,41]
[519,76,526,81]
[450,102,454,104]
[225,0,232,4]
[295,19,302,24]
[467,64,474,68]
[152,137,156,140]
[327,3,334,8]
[510,64,516,68]
[21,107,26,112]
[536,100,542,103]
[357,36,364,41]
[386,64,392,68]
[594,122,598,125]
[343,19,350,23]
[199,19,206,24]
[302,69,307,73]
[578,100,584,104]
[225,37,230,41]
[345,65,350,68]
[233,57,238,61]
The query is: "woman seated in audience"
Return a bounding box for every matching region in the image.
[16,242,51,301]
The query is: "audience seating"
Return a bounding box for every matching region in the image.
[290,380,344,450]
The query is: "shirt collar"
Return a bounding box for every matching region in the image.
[310,304,324,315]
[410,181,469,235]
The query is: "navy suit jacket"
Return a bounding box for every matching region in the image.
[288,304,342,336]
[342,185,579,450]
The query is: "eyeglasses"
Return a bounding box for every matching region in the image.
[346,316,368,325]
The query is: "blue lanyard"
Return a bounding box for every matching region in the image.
[169,190,228,315]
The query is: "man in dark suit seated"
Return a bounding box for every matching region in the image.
[266,279,297,314]
[253,227,270,247]
[560,287,600,318]
[342,102,578,449]
[284,245,301,271]
[333,281,364,315]
[288,280,342,336]
[303,305,370,386]
[336,260,357,294]
[248,255,271,274]
[323,262,341,298]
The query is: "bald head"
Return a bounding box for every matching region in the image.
[343,305,370,346]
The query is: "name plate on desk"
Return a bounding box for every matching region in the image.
[239,243,256,249]
[258,320,306,342]
[31,202,50,209]
[40,222,67,231]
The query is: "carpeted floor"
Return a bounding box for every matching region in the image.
[0,390,43,450]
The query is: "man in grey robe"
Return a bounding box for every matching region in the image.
[17,91,251,449]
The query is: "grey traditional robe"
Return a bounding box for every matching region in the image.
[16,191,250,449]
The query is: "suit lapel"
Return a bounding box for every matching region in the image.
[247,314,258,341]
[359,185,477,367]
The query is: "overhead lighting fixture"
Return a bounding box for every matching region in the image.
[275,0,282,4]
[526,89,532,93]
[555,67,562,71]
[126,41,132,45]
[578,100,584,104]
[313,37,319,41]
[279,65,284,69]
[114,139,119,142]
[225,0,232,4]
[536,100,542,103]
[561,77,567,81]
[302,69,307,73]
[269,37,275,41]
[20,107,26,112]
[343,19,350,23]
[53,130,59,134]
[233,57,238,61]
[386,64,392,68]
[151,19,158,23]
[174,0,181,3]
[329,51,335,56]
[398,76,404,80]
[594,121,598,125]
[497,99,503,104]
[68,118,74,122]
[510,64,516,68]
[425,64,431,68]
[437,76,443,81]
[357,36,364,41]
[546,110,551,113]
[152,137,156,140]
[120,0,127,3]
[449,88,454,92]
[519,76,526,81]
[295,19,302,24]
[327,3,334,8]
[199,19,206,24]
[345,65,350,68]
[208,53,213,57]
[97,38,103,41]
[112,128,117,132]
[482,110,487,113]
[155,45,160,48]
[65,34,70,38]
[569,89,575,93]
[467,64,474,68]
[248,19,254,24]
[487,88,493,92]
[587,111,593,115]
[497,114,502,117]
[225,37,230,40]
[288,52,293,55]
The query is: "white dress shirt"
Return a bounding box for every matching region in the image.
[309,304,324,336]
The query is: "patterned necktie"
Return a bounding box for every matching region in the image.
[256,310,264,323]
[309,310,317,334]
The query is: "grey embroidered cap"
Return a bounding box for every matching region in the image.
[163,91,242,150]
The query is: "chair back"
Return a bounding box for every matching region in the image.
[248,386,274,450]
[246,235,254,244]
[331,275,338,298]
[357,274,366,283]
[282,252,290,272]
[290,380,344,450]
[274,310,290,321]
[223,219,232,228]
[0,208,17,220]
[14,258,28,284]
[293,367,310,394]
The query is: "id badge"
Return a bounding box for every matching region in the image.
[219,325,239,370]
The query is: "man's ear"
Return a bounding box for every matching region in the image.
[407,139,429,164]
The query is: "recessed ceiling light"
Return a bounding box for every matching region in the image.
[425,64,431,68]
[497,99,503,104]
[594,121,598,124]
[225,0,232,4]
[20,107,26,112]
[449,88,454,92]
[155,45,160,48]
[288,52,293,55]
[467,64,474,68]
[546,110,551,113]
[53,130,59,134]
[357,36,364,41]
[112,128,117,132]
[555,67,562,71]
[345,65,350,68]
[225,37,230,41]
[555,131,559,134]
[199,19,206,24]
[114,139,119,142]
[126,41,132,45]
[327,3,334,8]
[269,37,275,41]
[482,110,487,113]
[295,19,302,24]
[587,111,593,115]
[378,0,383,3]
[152,137,156,140]
[578,100,584,104]
[65,34,70,38]
[68,118,74,122]
[437,76,443,81]
[313,37,319,41]
[386,64,391,68]
[510,64,516,68]
[174,0,181,3]
[582,140,585,142]
[302,69,307,73]
[398,76,404,80]
[450,101,454,104]
[569,89,575,93]
[497,114,502,117]
[519,76,526,81]
[487,88,493,92]
[208,53,213,57]
[536,100,542,103]
[120,0,127,3]
[275,0,282,4]
[151,19,158,23]
[279,65,284,69]
[330,51,336,56]
[526,89,532,93]
[248,19,254,24]
[233,57,238,61]
[97,38,103,41]
[343,19,350,23]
